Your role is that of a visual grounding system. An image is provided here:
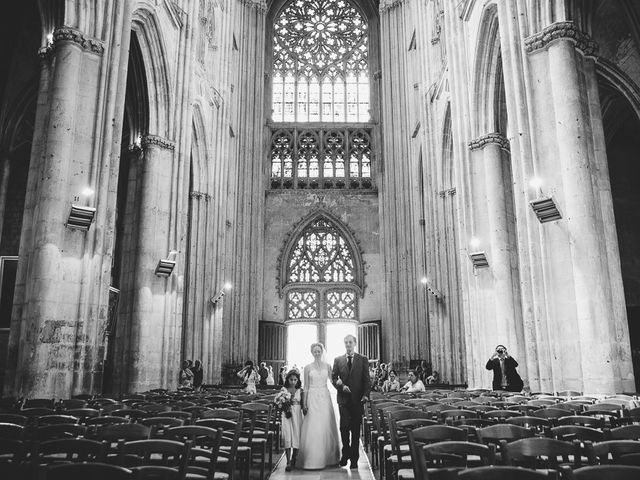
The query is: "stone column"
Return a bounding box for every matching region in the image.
[118,135,177,393]
[468,133,519,351]
[525,22,634,392]
[4,27,107,398]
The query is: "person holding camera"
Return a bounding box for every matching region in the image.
[237,360,260,394]
[486,345,524,392]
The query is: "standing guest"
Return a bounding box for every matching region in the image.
[238,360,260,394]
[280,369,304,471]
[258,362,269,387]
[401,370,426,393]
[267,365,275,385]
[426,370,439,384]
[192,359,204,390]
[486,345,524,392]
[382,370,401,392]
[278,366,287,386]
[179,360,194,389]
[415,360,429,383]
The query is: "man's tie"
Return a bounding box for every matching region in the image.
[347,355,353,371]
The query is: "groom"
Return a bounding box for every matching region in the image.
[332,334,371,469]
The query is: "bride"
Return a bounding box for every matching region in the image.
[297,342,341,469]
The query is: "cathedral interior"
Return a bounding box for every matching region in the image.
[1,0,640,400]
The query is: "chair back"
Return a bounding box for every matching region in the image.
[46,462,133,480]
[550,425,604,442]
[422,440,494,469]
[608,424,640,440]
[37,414,80,426]
[118,438,190,478]
[0,414,28,426]
[556,415,604,428]
[502,437,582,470]
[570,465,640,479]
[457,465,550,479]
[141,417,185,437]
[33,423,87,441]
[505,416,551,434]
[588,440,640,464]
[476,424,534,446]
[35,438,105,463]
[0,422,24,439]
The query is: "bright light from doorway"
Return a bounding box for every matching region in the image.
[286,323,318,374]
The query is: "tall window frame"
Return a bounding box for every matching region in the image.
[278,212,365,324]
[266,0,380,190]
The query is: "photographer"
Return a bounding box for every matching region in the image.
[486,345,524,392]
[237,360,259,394]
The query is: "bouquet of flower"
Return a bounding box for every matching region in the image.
[274,389,293,418]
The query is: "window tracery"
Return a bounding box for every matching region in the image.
[272,0,369,122]
[284,216,361,321]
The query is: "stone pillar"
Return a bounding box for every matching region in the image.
[4,27,107,398]
[525,22,634,392]
[116,135,178,393]
[468,134,519,351]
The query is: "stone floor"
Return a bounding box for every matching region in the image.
[269,444,375,480]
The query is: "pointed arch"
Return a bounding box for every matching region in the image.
[471,3,502,136]
[278,210,365,299]
[131,7,172,138]
[191,102,209,192]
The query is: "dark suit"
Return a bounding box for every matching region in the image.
[332,352,371,463]
[486,356,523,392]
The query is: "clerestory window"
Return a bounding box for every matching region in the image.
[272,0,369,123]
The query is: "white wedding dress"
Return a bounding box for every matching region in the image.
[298,363,341,469]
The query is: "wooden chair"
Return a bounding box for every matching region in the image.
[476,424,534,460]
[0,413,28,426]
[556,416,605,428]
[402,428,465,480]
[57,399,88,411]
[422,441,494,472]
[95,423,151,460]
[440,409,478,425]
[141,417,185,438]
[111,409,150,421]
[482,410,524,422]
[140,404,172,415]
[160,411,193,422]
[567,465,640,479]
[180,428,226,479]
[607,424,640,440]
[33,423,87,441]
[130,465,183,479]
[386,412,437,480]
[239,403,274,480]
[33,438,105,478]
[457,465,550,478]
[63,408,101,422]
[196,418,243,480]
[115,439,190,479]
[86,416,129,427]
[586,439,640,464]
[36,414,80,426]
[46,462,133,479]
[501,437,583,473]
[550,425,605,443]
[505,416,551,434]
[23,398,56,409]
[0,422,24,439]
[0,438,28,477]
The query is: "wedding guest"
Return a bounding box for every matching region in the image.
[179,360,194,388]
[258,362,269,386]
[278,366,287,386]
[237,360,259,394]
[267,365,275,385]
[486,345,524,392]
[401,370,426,393]
[191,359,203,390]
[280,370,303,471]
[426,370,439,384]
[382,370,401,392]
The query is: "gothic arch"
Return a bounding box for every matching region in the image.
[190,102,209,192]
[131,6,173,139]
[277,210,365,298]
[471,3,502,136]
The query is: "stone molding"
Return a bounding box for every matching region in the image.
[525,21,598,56]
[142,134,176,151]
[39,27,105,58]
[239,0,267,13]
[468,133,510,152]
[379,0,406,13]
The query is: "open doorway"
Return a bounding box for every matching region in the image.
[325,322,358,365]
[286,321,358,368]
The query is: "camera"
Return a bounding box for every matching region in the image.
[496,348,505,354]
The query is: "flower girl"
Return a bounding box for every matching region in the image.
[275,369,304,471]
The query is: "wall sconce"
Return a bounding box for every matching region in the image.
[66,205,96,231]
[469,251,489,268]
[155,250,178,277]
[421,277,443,302]
[210,282,232,306]
[530,196,562,223]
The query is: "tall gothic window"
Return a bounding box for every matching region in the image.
[272,0,369,123]
[284,216,361,321]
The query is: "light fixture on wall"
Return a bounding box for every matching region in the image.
[210,282,233,306]
[155,250,178,277]
[530,196,562,223]
[469,251,489,268]
[66,205,96,231]
[421,276,443,302]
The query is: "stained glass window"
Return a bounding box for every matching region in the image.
[272,0,369,122]
[285,217,359,320]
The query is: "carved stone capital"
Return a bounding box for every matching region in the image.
[525,21,597,56]
[142,134,176,151]
[49,27,105,56]
[468,133,510,152]
[239,0,267,13]
[379,0,406,13]
[127,144,143,157]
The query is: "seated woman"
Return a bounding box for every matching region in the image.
[382,370,401,392]
[426,370,439,384]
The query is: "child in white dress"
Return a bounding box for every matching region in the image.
[280,369,304,471]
